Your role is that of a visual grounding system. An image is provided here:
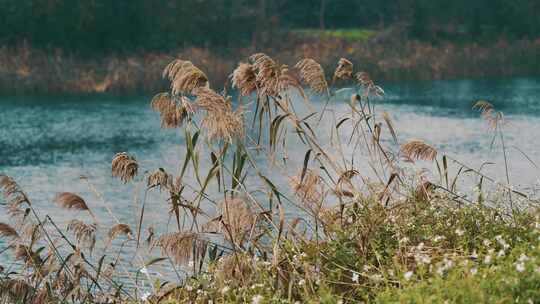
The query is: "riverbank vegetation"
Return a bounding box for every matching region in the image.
[1,53,539,303]
[2,0,540,94]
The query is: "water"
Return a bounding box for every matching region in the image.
[1,77,540,287]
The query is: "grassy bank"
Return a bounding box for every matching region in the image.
[1,53,539,303]
[2,33,540,94]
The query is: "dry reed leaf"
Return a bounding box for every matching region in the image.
[108,223,132,240]
[295,58,328,94]
[382,111,398,144]
[13,244,42,266]
[401,140,438,161]
[334,58,354,80]
[1,279,33,300]
[249,53,280,96]
[54,192,89,211]
[231,62,257,96]
[111,152,138,183]
[154,232,207,266]
[67,219,96,252]
[163,59,209,95]
[0,223,19,240]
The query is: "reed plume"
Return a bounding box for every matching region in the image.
[278,65,307,99]
[147,168,174,191]
[67,219,96,252]
[13,244,42,266]
[108,223,132,240]
[249,53,279,96]
[54,192,89,211]
[356,72,384,96]
[151,92,174,113]
[204,197,256,245]
[295,58,328,94]
[0,222,19,240]
[401,140,438,161]
[231,63,257,96]
[111,152,138,183]
[333,58,354,80]
[0,175,31,209]
[290,169,326,210]
[473,100,503,130]
[154,232,207,266]
[163,59,209,95]
[194,87,244,141]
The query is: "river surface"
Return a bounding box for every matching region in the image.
[1,77,540,288]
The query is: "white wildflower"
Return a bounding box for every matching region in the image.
[484,255,492,265]
[470,268,478,275]
[404,271,414,281]
[352,272,359,283]
[455,229,464,236]
[516,262,526,272]
[252,294,263,304]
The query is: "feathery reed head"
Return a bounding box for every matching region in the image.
[151,92,174,113]
[231,62,257,96]
[111,152,138,183]
[473,100,503,130]
[401,140,438,161]
[249,53,279,96]
[67,219,96,252]
[163,59,209,95]
[356,72,384,96]
[0,222,19,240]
[0,175,31,208]
[147,168,174,191]
[278,65,306,99]
[290,169,326,209]
[194,87,244,141]
[204,197,256,245]
[334,58,354,80]
[54,192,89,211]
[295,58,328,94]
[108,223,132,240]
[154,232,207,266]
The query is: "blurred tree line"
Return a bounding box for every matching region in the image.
[1,0,539,55]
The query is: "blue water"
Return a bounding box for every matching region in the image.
[1,77,540,286]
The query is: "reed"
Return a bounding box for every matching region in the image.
[0,53,538,304]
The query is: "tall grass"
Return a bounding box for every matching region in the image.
[0,53,539,304]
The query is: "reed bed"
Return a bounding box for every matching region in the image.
[2,34,540,94]
[1,53,539,304]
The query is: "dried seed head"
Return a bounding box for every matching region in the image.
[163,59,209,95]
[401,140,438,162]
[0,175,31,210]
[355,72,384,97]
[473,100,503,130]
[151,92,174,113]
[147,168,174,191]
[231,63,257,96]
[0,223,19,240]
[204,197,256,245]
[295,58,328,94]
[54,192,89,211]
[278,65,306,99]
[154,232,207,266]
[290,169,326,211]
[194,87,244,142]
[111,152,138,183]
[108,223,132,240]
[13,244,42,266]
[334,58,354,80]
[249,53,280,96]
[67,220,96,252]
